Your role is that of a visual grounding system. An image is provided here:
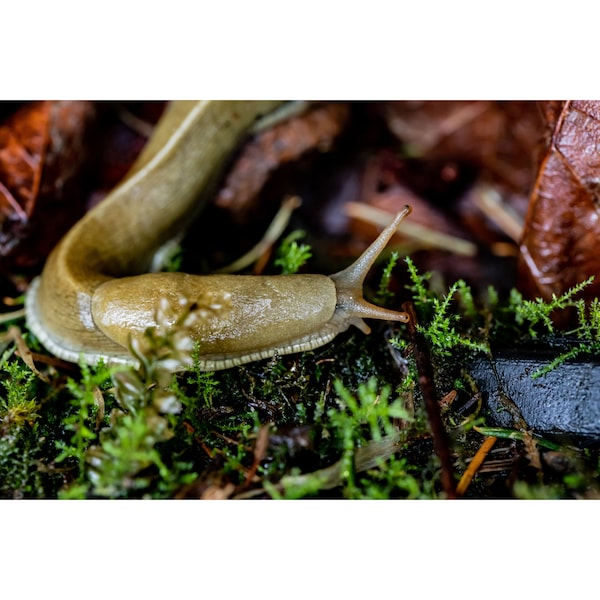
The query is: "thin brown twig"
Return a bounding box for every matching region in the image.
[237,424,270,492]
[402,301,457,499]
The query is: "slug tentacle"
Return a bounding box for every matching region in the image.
[26,101,413,371]
[329,206,411,335]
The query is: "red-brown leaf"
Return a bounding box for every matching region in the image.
[0,102,49,236]
[518,101,600,301]
[0,101,96,268]
[382,101,543,195]
[215,102,350,218]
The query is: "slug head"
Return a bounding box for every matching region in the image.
[329,206,411,334]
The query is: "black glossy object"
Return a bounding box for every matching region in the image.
[470,350,600,446]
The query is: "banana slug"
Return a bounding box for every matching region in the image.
[25,100,410,371]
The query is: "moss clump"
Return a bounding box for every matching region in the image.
[3,248,600,498]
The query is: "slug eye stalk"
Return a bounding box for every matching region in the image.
[26,101,412,371]
[330,206,412,334]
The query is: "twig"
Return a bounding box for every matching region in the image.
[116,105,156,138]
[469,183,523,243]
[402,301,457,498]
[456,435,497,497]
[234,433,402,499]
[346,202,477,256]
[236,424,270,492]
[0,307,26,324]
[215,195,302,274]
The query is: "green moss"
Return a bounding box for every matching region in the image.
[5,247,600,499]
[274,230,312,274]
[373,250,400,306]
[0,351,39,429]
[54,360,112,481]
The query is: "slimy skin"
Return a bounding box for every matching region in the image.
[25,101,410,371]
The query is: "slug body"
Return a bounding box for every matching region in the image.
[26,100,410,371]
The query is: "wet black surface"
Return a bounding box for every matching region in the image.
[470,349,600,446]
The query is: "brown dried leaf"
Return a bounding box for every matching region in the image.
[215,102,350,217]
[518,101,600,301]
[347,148,471,242]
[2,325,49,383]
[0,101,96,267]
[383,101,543,193]
[0,102,49,239]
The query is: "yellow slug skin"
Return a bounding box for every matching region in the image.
[26,100,411,370]
[92,273,338,357]
[26,101,283,364]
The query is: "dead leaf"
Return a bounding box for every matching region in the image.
[215,102,351,218]
[0,102,50,244]
[2,325,49,382]
[518,101,600,301]
[0,101,96,269]
[382,101,543,195]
